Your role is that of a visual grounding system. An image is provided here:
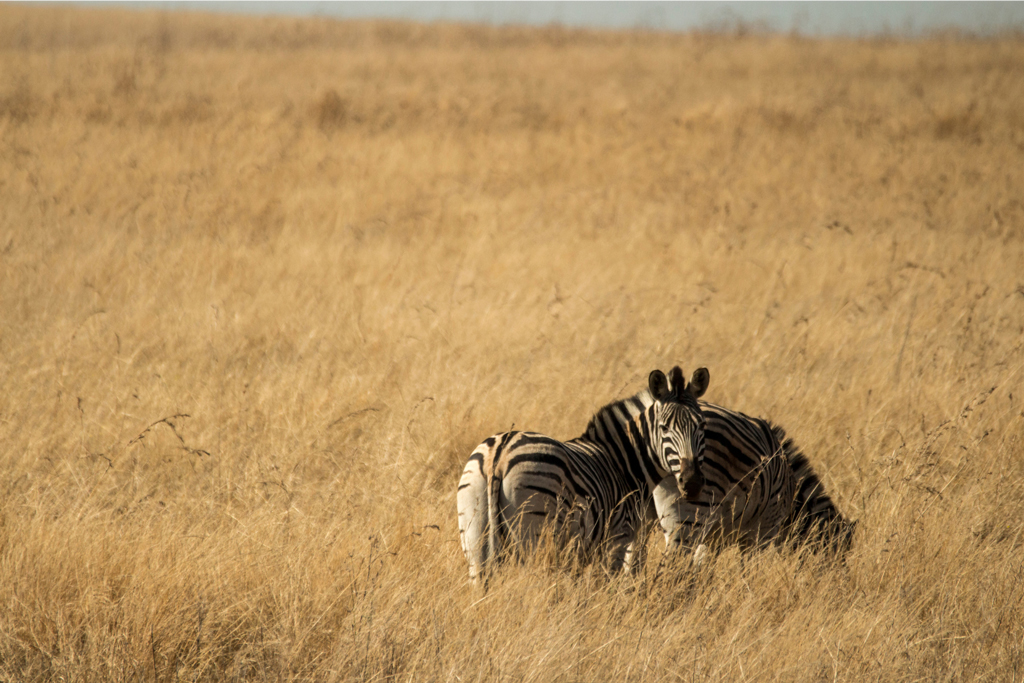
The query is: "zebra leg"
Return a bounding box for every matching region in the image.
[653,475,715,565]
[457,450,489,584]
[653,476,693,552]
[621,500,660,575]
[503,477,561,563]
[621,538,644,575]
[606,527,640,575]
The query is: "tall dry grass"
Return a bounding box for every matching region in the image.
[1,5,1023,681]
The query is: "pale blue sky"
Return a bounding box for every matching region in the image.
[93,2,1024,37]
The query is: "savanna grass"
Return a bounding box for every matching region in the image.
[1,5,1023,681]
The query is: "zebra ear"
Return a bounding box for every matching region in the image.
[649,370,671,401]
[668,366,686,398]
[687,367,710,398]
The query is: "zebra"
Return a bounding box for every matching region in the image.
[456,366,710,584]
[652,402,855,560]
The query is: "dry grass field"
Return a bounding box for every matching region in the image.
[2,5,1024,681]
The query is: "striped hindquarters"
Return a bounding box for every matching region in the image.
[456,430,641,580]
[495,431,642,558]
[774,425,856,554]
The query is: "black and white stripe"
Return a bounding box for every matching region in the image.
[457,366,709,583]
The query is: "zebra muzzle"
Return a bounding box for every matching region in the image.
[680,468,704,502]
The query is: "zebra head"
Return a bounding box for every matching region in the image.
[649,366,709,502]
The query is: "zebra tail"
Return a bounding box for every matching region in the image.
[486,472,502,579]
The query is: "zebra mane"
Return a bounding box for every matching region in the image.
[581,389,653,441]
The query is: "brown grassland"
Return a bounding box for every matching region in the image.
[2,5,1024,681]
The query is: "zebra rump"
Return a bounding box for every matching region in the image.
[772,424,856,556]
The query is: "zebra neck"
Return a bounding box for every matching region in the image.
[634,404,672,488]
[581,391,669,490]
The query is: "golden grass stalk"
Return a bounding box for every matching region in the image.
[1,5,1023,681]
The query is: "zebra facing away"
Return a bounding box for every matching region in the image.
[652,401,855,559]
[457,366,710,584]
